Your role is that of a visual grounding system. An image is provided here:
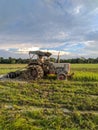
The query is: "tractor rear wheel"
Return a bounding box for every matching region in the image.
[29,65,44,80]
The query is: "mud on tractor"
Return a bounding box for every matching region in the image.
[0,51,74,80]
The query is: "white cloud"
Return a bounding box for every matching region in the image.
[73,6,82,14]
[89,7,98,15]
[41,49,70,56]
[15,47,70,56]
[17,46,40,54]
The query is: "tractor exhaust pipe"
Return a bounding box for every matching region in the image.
[56,52,60,63]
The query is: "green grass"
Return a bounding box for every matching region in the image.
[71,64,98,82]
[71,64,98,73]
[0,64,26,74]
[73,72,98,81]
[0,64,98,129]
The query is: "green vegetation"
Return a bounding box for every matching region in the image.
[0,64,98,130]
[0,64,25,74]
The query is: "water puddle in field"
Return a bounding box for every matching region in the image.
[62,108,71,113]
[75,111,98,115]
[90,95,98,99]
[0,77,28,84]
[62,109,98,115]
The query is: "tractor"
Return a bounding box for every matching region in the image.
[0,51,74,80]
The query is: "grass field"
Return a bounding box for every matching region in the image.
[0,64,98,130]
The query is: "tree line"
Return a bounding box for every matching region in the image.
[0,57,29,64]
[0,57,98,64]
[60,57,98,64]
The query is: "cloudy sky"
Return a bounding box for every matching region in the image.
[0,0,98,58]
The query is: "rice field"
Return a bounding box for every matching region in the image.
[0,64,98,130]
[0,64,25,74]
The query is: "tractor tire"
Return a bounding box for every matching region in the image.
[57,73,67,80]
[29,65,44,80]
[7,72,17,78]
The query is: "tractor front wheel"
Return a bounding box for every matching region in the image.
[57,73,67,80]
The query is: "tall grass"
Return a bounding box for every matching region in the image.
[73,71,98,81]
[0,64,26,74]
